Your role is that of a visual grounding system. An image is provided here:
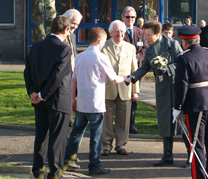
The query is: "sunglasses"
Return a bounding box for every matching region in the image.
[125,16,136,19]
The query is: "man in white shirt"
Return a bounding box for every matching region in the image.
[64,27,129,175]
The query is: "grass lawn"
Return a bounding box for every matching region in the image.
[0,71,158,134]
[0,176,30,179]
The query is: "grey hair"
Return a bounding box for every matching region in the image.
[121,6,137,17]
[63,9,83,21]
[184,36,200,44]
[108,20,126,33]
[201,20,206,26]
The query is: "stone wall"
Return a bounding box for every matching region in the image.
[197,0,208,26]
[0,0,25,61]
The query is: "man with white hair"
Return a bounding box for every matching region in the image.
[63,9,82,170]
[63,9,83,71]
[200,20,206,28]
[101,20,140,156]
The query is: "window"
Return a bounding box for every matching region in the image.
[164,0,196,24]
[0,0,15,26]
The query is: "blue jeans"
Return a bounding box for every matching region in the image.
[65,111,104,171]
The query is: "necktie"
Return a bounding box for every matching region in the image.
[127,29,133,43]
[114,45,120,57]
[66,35,75,71]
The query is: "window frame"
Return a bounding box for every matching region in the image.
[0,0,15,27]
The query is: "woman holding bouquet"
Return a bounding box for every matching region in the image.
[129,21,183,166]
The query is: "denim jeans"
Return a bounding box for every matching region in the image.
[65,111,104,171]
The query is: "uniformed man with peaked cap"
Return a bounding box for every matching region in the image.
[173,25,208,179]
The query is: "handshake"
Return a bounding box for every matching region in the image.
[124,75,136,86]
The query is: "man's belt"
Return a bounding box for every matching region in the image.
[189,81,208,88]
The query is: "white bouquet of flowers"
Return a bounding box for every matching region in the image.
[150,56,168,70]
[150,56,168,82]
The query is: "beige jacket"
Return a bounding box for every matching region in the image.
[102,39,140,100]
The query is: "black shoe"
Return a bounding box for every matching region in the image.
[89,166,111,175]
[153,157,174,166]
[129,126,138,134]
[183,160,191,168]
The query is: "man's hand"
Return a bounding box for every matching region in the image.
[132,93,139,102]
[30,92,37,99]
[173,109,182,123]
[124,76,131,83]
[30,92,42,104]
[72,100,77,114]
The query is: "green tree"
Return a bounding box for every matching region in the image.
[139,0,156,21]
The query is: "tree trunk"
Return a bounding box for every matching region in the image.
[34,0,46,41]
[44,0,56,35]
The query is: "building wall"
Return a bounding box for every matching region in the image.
[0,0,25,61]
[197,0,208,26]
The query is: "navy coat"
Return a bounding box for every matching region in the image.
[174,44,208,114]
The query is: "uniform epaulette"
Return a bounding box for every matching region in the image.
[178,49,190,56]
[203,47,208,50]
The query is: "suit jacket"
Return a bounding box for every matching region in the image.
[101,39,139,101]
[175,44,208,114]
[24,35,72,114]
[70,33,77,56]
[124,26,148,66]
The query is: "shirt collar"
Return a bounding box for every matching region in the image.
[153,35,162,45]
[112,39,122,47]
[127,27,133,31]
[50,33,64,42]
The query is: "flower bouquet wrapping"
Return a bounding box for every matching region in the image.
[150,56,168,82]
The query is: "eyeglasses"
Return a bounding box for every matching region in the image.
[125,16,135,19]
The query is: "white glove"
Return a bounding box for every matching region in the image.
[173,109,182,123]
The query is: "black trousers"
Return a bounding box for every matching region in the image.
[32,102,70,178]
[185,111,208,179]
[130,101,137,127]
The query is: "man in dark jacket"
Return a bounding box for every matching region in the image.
[122,6,148,134]
[173,25,208,179]
[200,25,208,48]
[24,15,72,179]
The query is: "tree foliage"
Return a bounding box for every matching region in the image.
[139,0,156,21]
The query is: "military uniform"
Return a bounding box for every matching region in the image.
[174,25,208,179]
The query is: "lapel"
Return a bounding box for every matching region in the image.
[124,32,131,43]
[105,39,119,62]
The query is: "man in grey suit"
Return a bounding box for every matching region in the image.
[24,15,72,179]
[63,9,83,170]
[63,9,83,72]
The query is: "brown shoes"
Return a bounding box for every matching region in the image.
[101,149,110,156]
[102,149,128,156]
[117,148,128,155]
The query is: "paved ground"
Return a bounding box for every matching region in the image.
[0,61,192,178]
[0,127,191,179]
